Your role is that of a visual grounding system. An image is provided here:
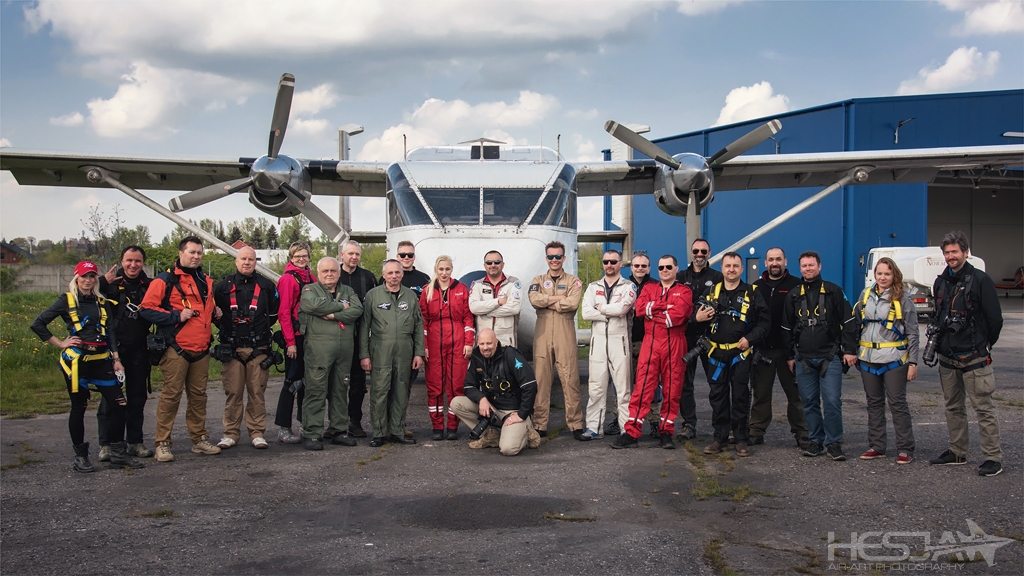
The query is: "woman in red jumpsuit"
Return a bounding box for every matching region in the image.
[420,255,475,441]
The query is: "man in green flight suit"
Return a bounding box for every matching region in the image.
[360,259,426,447]
[298,257,365,451]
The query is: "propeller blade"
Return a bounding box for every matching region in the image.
[280,182,347,243]
[706,119,782,166]
[604,120,680,169]
[168,177,252,212]
[267,73,295,159]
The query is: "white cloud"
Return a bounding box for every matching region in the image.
[896,46,1000,95]
[49,112,84,127]
[292,84,339,116]
[0,138,11,148]
[204,100,227,112]
[939,0,1024,35]
[356,91,560,161]
[570,134,602,161]
[291,117,330,137]
[675,0,746,15]
[85,61,254,138]
[713,81,791,126]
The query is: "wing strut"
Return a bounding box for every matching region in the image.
[707,167,872,267]
[83,166,281,281]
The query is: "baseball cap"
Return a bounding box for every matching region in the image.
[74,261,99,277]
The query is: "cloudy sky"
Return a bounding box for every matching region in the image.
[2,0,1022,243]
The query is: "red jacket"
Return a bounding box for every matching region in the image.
[140,263,215,353]
[277,262,316,347]
[420,279,475,352]
[636,281,693,338]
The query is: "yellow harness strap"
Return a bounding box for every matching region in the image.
[66,292,108,337]
[60,348,111,393]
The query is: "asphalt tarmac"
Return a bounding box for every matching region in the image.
[2,300,1022,575]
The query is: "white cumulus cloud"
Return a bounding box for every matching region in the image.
[939,0,1024,35]
[290,117,330,137]
[713,81,791,126]
[675,0,747,16]
[49,112,84,127]
[896,46,1000,95]
[292,84,340,116]
[0,138,11,148]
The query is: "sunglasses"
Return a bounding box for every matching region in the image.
[398,253,415,258]
[692,249,709,255]
[632,264,649,268]
[484,260,502,265]
[602,260,619,265]
[546,254,564,260]
[658,265,675,270]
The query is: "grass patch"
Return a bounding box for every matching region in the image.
[691,470,773,502]
[577,345,590,360]
[651,488,660,494]
[992,529,1024,542]
[543,512,596,523]
[716,453,736,472]
[703,538,740,575]
[544,423,568,441]
[356,446,391,470]
[134,508,179,518]
[659,470,668,478]
[641,496,651,507]
[0,442,44,471]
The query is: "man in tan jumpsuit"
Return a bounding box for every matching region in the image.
[528,241,584,439]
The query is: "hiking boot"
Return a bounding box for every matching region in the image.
[703,440,724,455]
[929,449,966,466]
[277,427,301,444]
[97,444,111,462]
[192,436,222,455]
[735,442,750,457]
[678,424,697,440]
[347,424,367,438]
[155,441,174,462]
[826,443,846,461]
[127,443,154,458]
[611,433,638,450]
[445,429,459,441]
[432,430,445,441]
[303,437,324,451]
[73,442,95,473]
[978,460,1003,477]
[108,442,145,469]
[802,442,825,457]
[331,434,357,447]
[659,433,675,450]
[468,428,500,449]
[526,426,541,449]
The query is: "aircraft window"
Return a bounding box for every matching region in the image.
[419,188,481,226]
[388,165,433,227]
[529,164,577,228]
[483,189,543,225]
[471,145,501,160]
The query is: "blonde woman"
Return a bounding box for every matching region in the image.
[419,256,475,441]
[853,257,918,464]
[31,261,143,472]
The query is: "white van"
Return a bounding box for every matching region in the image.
[864,247,986,316]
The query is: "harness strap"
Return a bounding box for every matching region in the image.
[66,292,108,338]
[708,282,751,334]
[229,280,262,323]
[707,350,750,381]
[858,352,909,376]
[858,286,905,340]
[60,348,112,393]
[859,339,908,350]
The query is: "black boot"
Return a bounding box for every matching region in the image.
[108,441,145,469]
[73,442,95,473]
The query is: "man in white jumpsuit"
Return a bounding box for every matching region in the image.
[580,250,636,440]
[469,250,523,347]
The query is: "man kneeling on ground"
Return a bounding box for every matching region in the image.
[451,329,541,456]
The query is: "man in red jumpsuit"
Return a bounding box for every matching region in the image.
[613,254,692,450]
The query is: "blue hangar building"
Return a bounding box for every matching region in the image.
[604,89,1023,301]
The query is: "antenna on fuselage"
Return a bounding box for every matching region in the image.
[403,134,407,161]
[557,134,561,159]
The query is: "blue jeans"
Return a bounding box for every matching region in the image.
[795,357,843,445]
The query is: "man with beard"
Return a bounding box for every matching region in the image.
[676,238,723,440]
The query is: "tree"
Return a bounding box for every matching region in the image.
[266,225,279,249]
[280,215,311,246]
[250,227,264,249]
[228,226,243,244]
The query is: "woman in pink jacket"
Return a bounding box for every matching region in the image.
[275,242,315,443]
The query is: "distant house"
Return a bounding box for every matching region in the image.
[0,241,36,265]
[230,239,250,250]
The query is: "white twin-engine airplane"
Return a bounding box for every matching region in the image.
[3,73,1022,343]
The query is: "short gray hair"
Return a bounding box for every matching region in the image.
[341,240,362,253]
[940,231,969,254]
[316,257,340,272]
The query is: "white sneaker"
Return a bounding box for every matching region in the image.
[251,437,269,449]
[216,437,236,449]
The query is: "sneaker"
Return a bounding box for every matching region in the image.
[860,449,885,460]
[929,449,966,466]
[678,424,696,440]
[826,443,846,461]
[978,460,1003,477]
[749,436,764,446]
[795,435,809,449]
[97,445,112,462]
[735,442,750,457]
[127,443,154,458]
[802,442,825,457]
[331,434,357,447]
[703,440,723,455]
[611,433,638,450]
[192,436,222,455]
[277,427,301,444]
[216,437,236,449]
[581,429,603,440]
[155,441,174,462]
[303,437,324,451]
[574,429,592,442]
[896,453,913,465]
[659,433,676,450]
[251,437,269,449]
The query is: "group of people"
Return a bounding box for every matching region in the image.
[33,230,1004,475]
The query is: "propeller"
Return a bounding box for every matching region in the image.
[268,73,294,159]
[168,177,252,212]
[604,121,680,169]
[706,119,781,166]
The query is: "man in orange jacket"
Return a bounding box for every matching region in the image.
[141,236,223,462]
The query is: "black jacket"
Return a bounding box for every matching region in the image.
[933,262,1002,356]
[692,281,770,356]
[677,264,724,336]
[213,272,279,348]
[340,266,377,357]
[100,270,152,351]
[781,275,857,360]
[628,273,656,345]
[377,267,431,294]
[32,292,119,353]
[463,344,537,421]
[752,270,801,350]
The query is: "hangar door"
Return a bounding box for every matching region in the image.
[928,186,1023,282]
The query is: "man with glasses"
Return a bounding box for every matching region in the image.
[676,238,723,440]
[338,240,377,439]
[581,250,636,440]
[528,241,584,439]
[623,253,659,437]
[469,250,523,347]
[614,255,692,449]
[394,240,431,294]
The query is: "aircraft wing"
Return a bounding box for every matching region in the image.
[0,150,388,197]
[573,145,1024,196]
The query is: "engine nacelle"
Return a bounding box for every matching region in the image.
[248,189,301,218]
[246,154,308,218]
[652,152,714,217]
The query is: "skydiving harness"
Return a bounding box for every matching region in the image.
[934,271,987,370]
[59,292,115,393]
[856,287,909,376]
[703,282,754,380]
[219,278,270,363]
[794,282,840,378]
